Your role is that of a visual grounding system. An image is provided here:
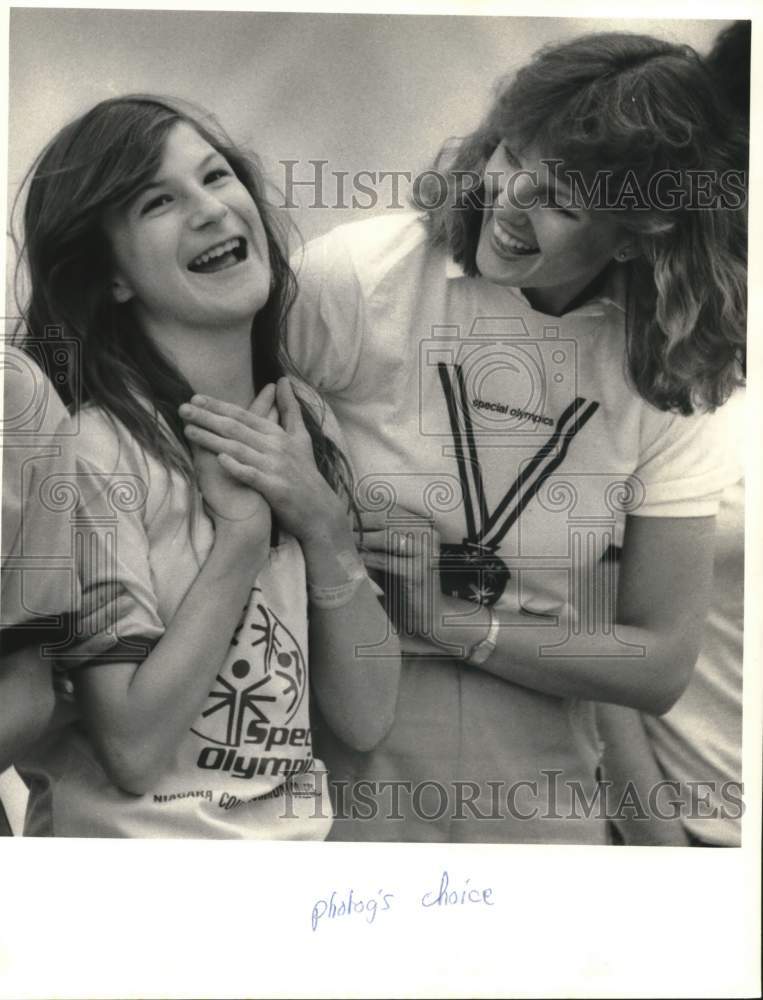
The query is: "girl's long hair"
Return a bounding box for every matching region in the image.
[419,32,747,414]
[14,94,354,505]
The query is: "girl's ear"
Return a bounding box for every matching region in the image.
[112,275,134,304]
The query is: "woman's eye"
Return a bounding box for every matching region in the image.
[501,144,521,166]
[544,196,578,219]
[551,205,578,219]
[140,193,172,215]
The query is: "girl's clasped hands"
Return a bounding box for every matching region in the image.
[179,376,351,546]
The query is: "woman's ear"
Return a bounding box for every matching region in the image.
[112,275,134,304]
[613,243,640,263]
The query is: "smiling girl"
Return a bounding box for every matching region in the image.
[12,96,400,839]
[184,32,746,843]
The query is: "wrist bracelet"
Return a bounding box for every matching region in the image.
[307,548,366,610]
[465,607,500,666]
[307,576,363,610]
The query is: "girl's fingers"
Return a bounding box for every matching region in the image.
[249,383,277,418]
[218,452,267,490]
[180,405,275,450]
[184,424,268,464]
[180,396,279,438]
[276,377,305,435]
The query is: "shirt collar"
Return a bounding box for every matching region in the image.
[445,254,627,315]
[445,255,468,280]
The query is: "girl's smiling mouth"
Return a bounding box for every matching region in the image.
[187,236,248,273]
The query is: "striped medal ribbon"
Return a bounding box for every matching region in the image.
[436,362,599,606]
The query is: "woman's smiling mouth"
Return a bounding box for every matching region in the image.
[187,236,248,273]
[490,217,539,258]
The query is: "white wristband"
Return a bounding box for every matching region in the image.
[465,607,500,666]
[307,577,362,610]
[307,548,366,610]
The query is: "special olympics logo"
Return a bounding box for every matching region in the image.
[191,590,306,747]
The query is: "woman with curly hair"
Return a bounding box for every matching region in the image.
[11,95,400,838]
[183,32,746,843]
[597,21,749,848]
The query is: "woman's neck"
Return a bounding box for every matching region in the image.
[522,263,614,317]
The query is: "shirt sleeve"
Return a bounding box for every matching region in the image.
[59,409,166,670]
[630,398,741,518]
[286,227,367,395]
[1,350,77,653]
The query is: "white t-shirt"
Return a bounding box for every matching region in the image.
[2,347,77,641]
[643,390,745,846]
[16,406,332,839]
[286,212,736,844]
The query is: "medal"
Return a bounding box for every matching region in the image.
[438,541,512,607]
[436,362,599,607]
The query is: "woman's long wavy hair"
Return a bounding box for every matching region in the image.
[14,94,354,506]
[420,32,747,414]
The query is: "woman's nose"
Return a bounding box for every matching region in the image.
[491,168,538,222]
[189,190,228,228]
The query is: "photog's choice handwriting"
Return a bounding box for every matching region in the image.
[310,870,494,931]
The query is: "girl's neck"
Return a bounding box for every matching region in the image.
[148,322,255,406]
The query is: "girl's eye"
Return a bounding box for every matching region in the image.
[140,193,172,215]
[205,168,231,184]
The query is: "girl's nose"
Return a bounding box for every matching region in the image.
[189,190,228,228]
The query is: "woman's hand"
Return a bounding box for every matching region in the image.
[356,505,443,638]
[179,378,347,545]
[180,385,274,546]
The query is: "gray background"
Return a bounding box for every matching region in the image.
[8,10,732,250]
